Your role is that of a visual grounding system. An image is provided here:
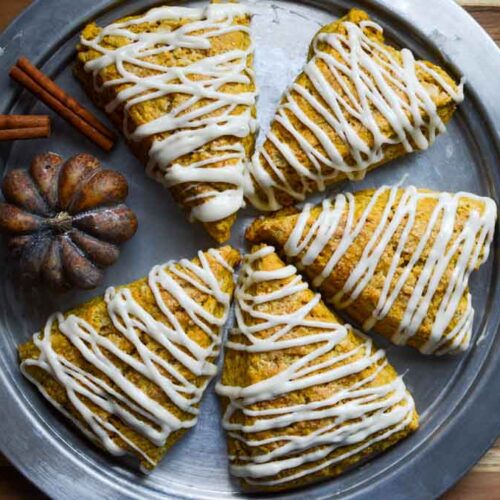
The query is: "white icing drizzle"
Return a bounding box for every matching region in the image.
[245,19,464,210]
[81,4,257,223]
[216,245,415,487]
[21,249,233,466]
[284,186,496,354]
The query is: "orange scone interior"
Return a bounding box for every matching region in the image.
[216,245,418,491]
[75,2,257,242]
[19,246,240,471]
[246,186,497,355]
[245,8,463,210]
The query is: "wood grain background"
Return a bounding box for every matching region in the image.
[0,1,499,498]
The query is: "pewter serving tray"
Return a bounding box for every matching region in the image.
[0,0,499,498]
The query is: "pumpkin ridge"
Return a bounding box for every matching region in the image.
[2,170,51,217]
[42,236,69,291]
[29,153,65,213]
[72,204,138,244]
[64,165,100,213]
[69,229,120,269]
[59,234,103,289]
[27,171,53,216]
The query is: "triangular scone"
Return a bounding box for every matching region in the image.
[75,3,257,242]
[19,246,240,471]
[246,186,497,355]
[217,245,417,492]
[245,9,463,211]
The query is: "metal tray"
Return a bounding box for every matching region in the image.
[0,0,499,498]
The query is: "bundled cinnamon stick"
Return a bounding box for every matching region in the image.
[0,114,49,129]
[10,57,115,151]
[0,114,51,141]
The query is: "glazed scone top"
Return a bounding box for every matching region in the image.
[216,245,416,489]
[247,186,497,355]
[80,3,256,226]
[245,9,464,211]
[21,247,238,469]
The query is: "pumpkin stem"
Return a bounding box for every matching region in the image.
[47,211,72,233]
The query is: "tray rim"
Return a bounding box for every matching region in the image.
[0,0,499,498]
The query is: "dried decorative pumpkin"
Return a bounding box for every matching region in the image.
[0,152,138,291]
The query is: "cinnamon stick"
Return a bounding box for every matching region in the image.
[16,57,115,141]
[10,59,115,152]
[0,115,50,130]
[0,126,50,141]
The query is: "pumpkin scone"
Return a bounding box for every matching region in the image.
[19,246,240,471]
[216,245,417,491]
[245,8,464,211]
[246,186,497,355]
[75,2,257,242]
